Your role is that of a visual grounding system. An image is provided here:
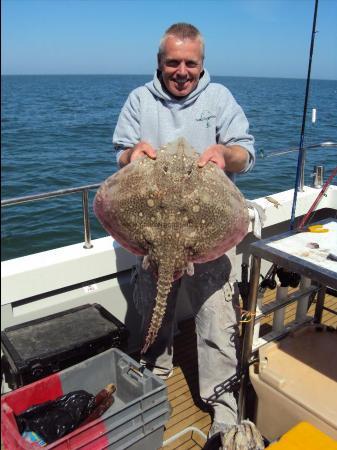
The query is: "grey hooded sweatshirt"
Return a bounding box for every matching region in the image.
[113,69,255,175]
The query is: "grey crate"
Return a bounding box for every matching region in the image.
[58,347,170,449]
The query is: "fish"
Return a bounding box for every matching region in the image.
[93,137,249,353]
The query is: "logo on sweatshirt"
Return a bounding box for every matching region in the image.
[196,110,216,128]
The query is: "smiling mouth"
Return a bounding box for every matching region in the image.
[173,78,190,87]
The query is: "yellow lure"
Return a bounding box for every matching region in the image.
[307,224,329,233]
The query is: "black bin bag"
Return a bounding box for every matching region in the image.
[16,390,96,444]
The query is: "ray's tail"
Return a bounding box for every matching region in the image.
[141,264,174,354]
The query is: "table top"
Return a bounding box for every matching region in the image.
[250,218,337,289]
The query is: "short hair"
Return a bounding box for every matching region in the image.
[158,23,205,64]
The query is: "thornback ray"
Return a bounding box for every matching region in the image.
[93,137,249,353]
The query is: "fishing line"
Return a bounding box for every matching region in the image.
[290,0,319,230]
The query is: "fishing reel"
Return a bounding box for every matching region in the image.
[276,267,301,288]
[259,265,278,290]
[259,265,301,290]
[260,276,277,290]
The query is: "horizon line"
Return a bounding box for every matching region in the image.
[1,73,336,82]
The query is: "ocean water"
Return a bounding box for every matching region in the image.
[1,75,336,261]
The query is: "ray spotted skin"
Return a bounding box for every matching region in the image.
[94,137,249,353]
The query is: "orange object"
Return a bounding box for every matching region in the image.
[267,422,337,449]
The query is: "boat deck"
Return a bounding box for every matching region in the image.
[1,289,336,450]
[160,288,337,449]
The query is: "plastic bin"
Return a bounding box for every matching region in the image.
[1,303,129,389]
[1,347,171,449]
[250,324,337,442]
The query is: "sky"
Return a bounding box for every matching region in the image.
[1,0,337,80]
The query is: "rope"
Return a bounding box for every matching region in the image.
[235,305,256,323]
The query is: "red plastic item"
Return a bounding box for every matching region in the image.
[1,373,109,449]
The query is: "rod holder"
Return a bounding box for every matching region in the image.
[272,286,288,333]
[311,165,324,189]
[295,276,311,322]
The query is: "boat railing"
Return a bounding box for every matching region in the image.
[1,183,101,249]
[260,140,336,158]
[260,140,337,191]
[2,141,337,251]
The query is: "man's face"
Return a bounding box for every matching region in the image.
[159,36,204,97]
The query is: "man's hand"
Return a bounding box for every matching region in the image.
[119,141,156,167]
[198,144,249,172]
[130,141,156,162]
[198,144,227,170]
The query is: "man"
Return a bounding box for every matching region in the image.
[113,23,255,438]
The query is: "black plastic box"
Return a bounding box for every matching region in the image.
[1,303,129,389]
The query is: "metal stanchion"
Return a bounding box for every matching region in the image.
[238,255,261,421]
[82,190,93,249]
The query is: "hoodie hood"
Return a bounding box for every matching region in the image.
[145,69,211,108]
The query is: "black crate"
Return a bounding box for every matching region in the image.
[1,303,129,389]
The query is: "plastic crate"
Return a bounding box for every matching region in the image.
[1,303,129,389]
[1,347,171,449]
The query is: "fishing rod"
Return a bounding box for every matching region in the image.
[290,0,319,230]
[258,0,321,294]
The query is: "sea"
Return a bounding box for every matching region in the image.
[1,75,337,261]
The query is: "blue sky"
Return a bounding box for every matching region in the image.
[1,0,336,79]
